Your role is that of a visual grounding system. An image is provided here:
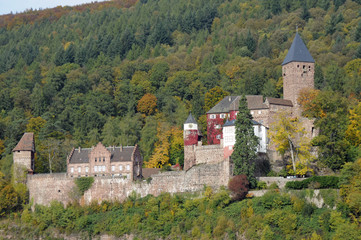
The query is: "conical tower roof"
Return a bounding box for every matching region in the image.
[184,112,197,124]
[282,32,314,65]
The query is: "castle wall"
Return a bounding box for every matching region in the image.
[194,145,224,165]
[28,160,231,207]
[27,173,75,207]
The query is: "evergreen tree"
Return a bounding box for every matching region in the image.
[231,95,258,188]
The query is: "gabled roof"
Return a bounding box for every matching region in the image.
[207,95,268,114]
[184,112,197,124]
[12,132,35,152]
[68,145,136,164]
[282,32,314,65]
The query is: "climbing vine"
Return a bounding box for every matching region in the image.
[74,177,94,195]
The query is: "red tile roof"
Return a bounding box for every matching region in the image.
[12,132,35,152]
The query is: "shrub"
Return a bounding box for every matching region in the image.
[75,177,94,195]
[257,181,267,190]
[268,182,279,189]
[285,176,339,189]
[228,175,249,201]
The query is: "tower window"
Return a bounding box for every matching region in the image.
[303,65,305,69]
[297,65,299,68]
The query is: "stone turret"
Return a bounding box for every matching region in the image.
[12,132,35,182]
[183,112,198,170]
[282,32,315,114]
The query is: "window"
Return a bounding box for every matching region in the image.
[215,124,221,129]
[85,167,89,173]
[78,167,81,173]
[94,166,97,172]
[216,135,221,139]
[251,111,254,115]
[95,158,97,162]
[258,111,261,115]
[220,114,226,119]
[126,165,130,171]
[70,167,74,173]
[103,157,105,162]
[210,114,216,119]
[119,165,123,171]
[111,166,115,171]
[102,166,106,172]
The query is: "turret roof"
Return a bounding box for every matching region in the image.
[12,132,35,152]
[184,112,197,124]
[282,32,314,65]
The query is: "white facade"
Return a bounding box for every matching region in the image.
[222,122,267,153]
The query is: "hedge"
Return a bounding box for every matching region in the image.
[285,176,339,189]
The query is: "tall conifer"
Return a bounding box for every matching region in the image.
[231,95,258,188]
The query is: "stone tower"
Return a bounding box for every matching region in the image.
[12,132,35,182]
[282,32,315,114]
[183,113,198,170]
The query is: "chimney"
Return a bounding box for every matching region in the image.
[120,145,123,152]
[78,147,81,153]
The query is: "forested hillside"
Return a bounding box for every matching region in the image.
[0,0,360,176]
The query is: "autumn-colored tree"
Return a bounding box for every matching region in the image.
[169,127,184,166]
[137,93,157,116]
[346,102,361,147]
[145,123,171,168]
[204,86,229,112]
[269,110,313,174]
[228,175,249,201]
[298,88,321,118]
[299,90,350,170]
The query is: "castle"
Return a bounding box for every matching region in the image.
[183,32,316,170]
[13,33,316,207]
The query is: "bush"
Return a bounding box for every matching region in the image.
[285,176,339,189]
[228,175,249,201]
[256,181,267,190]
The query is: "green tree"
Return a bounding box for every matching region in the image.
[231,95,258,188]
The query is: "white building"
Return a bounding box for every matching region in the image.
[222,119,268,159]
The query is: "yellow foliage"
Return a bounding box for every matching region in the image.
[344,59,361,78]
[145,123,171,168]
[269,110,313,173]
[345,102,361,146]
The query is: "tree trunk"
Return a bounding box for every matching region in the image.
[288,139,296,174]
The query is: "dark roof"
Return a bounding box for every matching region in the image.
[223,119,261,127]
[266,97,293,107]
[207,95,268,114]
[13,132,35,152]
[142,168,161,179]
[282,32,314,65]
[68,146,135,164]
[223,119,236,127]
[207,96,238,114]
[184,113,197,124]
